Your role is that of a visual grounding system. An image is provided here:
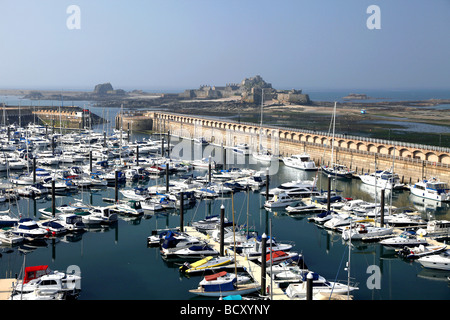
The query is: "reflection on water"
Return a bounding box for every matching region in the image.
[0,102,449,300]
[361,120,450,134]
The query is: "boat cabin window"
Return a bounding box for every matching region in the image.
[427,183,448,190]
[40,279,58,286]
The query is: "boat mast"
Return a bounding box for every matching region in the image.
[347,227,351,300]
[374,155,378,225]
[269,217,273,300]
[389,147,395,215]
[2,101,5,128]
[246,186,249,238]
[18,100,21,128]
[259,88,264,153]
[331,102,336,168]
[231,193,237,278]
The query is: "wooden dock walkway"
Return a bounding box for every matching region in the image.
[183,226,290,300]
[0,279,15,300]
[304,198,448,246]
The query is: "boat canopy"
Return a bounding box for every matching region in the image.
[266,250,287,260]
[24,265,49,283]
[205,271,227,281]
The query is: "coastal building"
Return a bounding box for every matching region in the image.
[177,75,310,105]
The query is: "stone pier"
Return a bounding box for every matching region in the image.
[125,111,450,183]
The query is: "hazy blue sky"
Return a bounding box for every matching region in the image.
[0,0,449,91]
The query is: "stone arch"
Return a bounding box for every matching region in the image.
[347,141,357,150]
[412,150,425,160]
[378,145,389,155]
[425,152,439,163]
[336,139,345,148]
[398,148,411,158]
[439,154,450,165]
[388,147,398,156]
[367,144,377,153]
[356,142,366,151]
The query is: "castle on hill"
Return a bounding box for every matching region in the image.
[178,75,310,105]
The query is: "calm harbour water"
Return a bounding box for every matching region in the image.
[1,142,449,300]
[0,94,449,301]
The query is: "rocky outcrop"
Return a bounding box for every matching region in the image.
[93,82,114,95]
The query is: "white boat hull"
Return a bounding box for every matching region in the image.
[189,283,260,297]
[417,250,450,270]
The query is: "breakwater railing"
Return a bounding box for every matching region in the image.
[154,111,450,155]
[233,119,450,154]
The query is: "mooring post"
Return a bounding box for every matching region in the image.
[380,188,385,227]
[115,170,119,203]
[222,142,226,170]
[33,158,36,184]
[136,145,139,166]
[208,155,212,185]
[306,272,313,300]
[51,178,56,217]
[165,161,169,193]
[261,233,267,296]
[179,192,184,232]
[89,150,92,173]
[327,175,331,212]
[220,204,225,256]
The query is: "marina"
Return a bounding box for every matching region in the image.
[0,105,448,301]
[1,0,450,306]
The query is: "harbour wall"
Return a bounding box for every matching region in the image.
[118,111,450,183]
[0,105,105,128]
[115,111,154,132]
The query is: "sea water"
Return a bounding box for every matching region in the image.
[0,94,449,300]
[1,142,449,300]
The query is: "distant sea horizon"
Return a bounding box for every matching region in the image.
[1,86,449,104]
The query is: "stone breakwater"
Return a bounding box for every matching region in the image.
[135,111,450,184]
[0,105,105,128]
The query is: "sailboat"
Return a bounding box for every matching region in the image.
[189,194,260,297]
[321,102,355,179]
[252,89,277,162]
